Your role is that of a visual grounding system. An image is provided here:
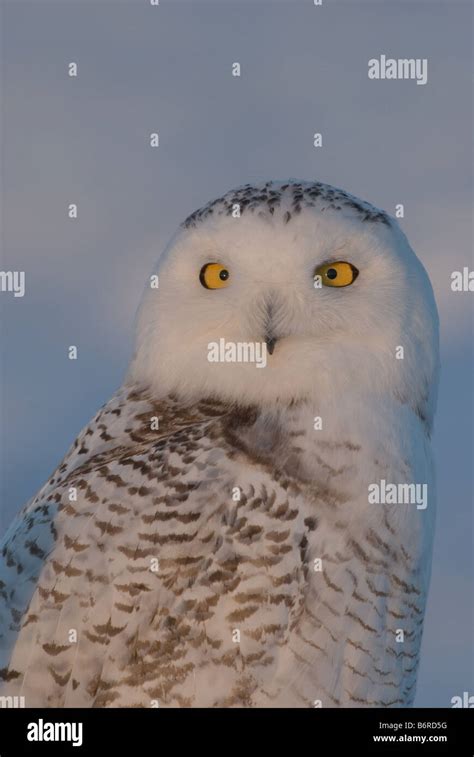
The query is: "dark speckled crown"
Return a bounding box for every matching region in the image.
[182,179,390,229]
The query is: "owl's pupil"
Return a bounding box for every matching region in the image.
[326,268,337,280]
[219,269,229,281]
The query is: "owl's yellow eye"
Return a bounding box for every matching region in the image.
[200,263,230,289]
[314,261,359,288]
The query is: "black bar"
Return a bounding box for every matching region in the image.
[0,708,472,755]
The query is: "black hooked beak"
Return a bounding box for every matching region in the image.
[263,291,282,356]
[265,336,277,355]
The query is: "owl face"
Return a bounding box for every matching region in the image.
[130,181,439,426]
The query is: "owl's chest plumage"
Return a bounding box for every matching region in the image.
[0,388,433,708]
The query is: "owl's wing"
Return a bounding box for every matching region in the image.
[0,384,245,706]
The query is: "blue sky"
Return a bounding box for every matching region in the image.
[1,0,472,706]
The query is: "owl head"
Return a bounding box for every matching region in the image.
[129,180,439,431]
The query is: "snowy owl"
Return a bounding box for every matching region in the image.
[0,180,439,708]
